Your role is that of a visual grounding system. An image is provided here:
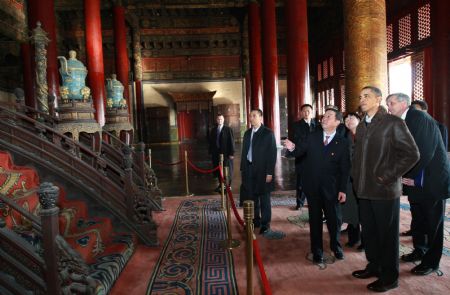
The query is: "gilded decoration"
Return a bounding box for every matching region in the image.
[53,122,102,142]
[343,0,388,112]
[30,22,50,114]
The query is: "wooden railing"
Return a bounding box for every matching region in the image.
[1,183,96,295]
[0,105,158,245]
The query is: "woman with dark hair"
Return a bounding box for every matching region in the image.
[341,112,363,249]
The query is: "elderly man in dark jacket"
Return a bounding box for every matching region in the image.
[241,109,284,239]
[387,93,450,276]
[351,86,419,293]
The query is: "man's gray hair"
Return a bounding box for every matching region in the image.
[386,93,411,106]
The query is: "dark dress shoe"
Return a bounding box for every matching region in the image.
[411,264,438,276]
[400,229,412,236]
[312,254,323,264]
[352,269,379,279]
[259,226,269,235]
[401,251,423,262]
[334,251,344,260]
[367,279,398,292]
[214,186,222,193]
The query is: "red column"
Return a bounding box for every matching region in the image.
[245,73,251,128]
[261,0,280,143]
[248,1,263,111]
[84,0,106,126]
[285,0,310,139]
[113,5,131,115]
[27,0,59,105]
[431,0,450,135]
[21,43,36,108]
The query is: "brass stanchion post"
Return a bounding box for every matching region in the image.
[244,200,254,295]
[219,154,226,211]
[220,166,240,250]
[184,150,193,196]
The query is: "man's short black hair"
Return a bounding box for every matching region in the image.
[251,108,263,117]
[301,104,313,110]
[411,100,428,111]
[325,108,343,122]
[216,113,224,118]
[362,86,383,97]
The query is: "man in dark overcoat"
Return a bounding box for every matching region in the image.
[387,93,450,275]
[291,104,320,209]
[241,109,283,239]
[209,114,235,191]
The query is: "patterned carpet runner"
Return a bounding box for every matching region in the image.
[146,199,238,295]
[0,151,135,294]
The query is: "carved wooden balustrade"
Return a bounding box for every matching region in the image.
[0,183,96,295]
[0,105,158,246]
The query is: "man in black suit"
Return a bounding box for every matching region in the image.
[411,100,448,150]
[284,108,350,263]
[209,114,235,192]
[387,93,450,275]
[241,109,284,239]
[291,104,320,209]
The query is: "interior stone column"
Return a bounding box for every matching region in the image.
[343,0,388,111]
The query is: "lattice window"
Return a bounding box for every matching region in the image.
[321,91,326,115]
[318,63,322,81]
[330,88,335,107]
[329,57,334,77]
[412,52,424,101]
[323,60,328,79]
[418,3,431,41]
[340,84,346,113]
[387,24,393,53]
[326,89,331,105]
[317,91,322,115]
[399,14,411,48]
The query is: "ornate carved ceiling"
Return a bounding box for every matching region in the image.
[0,0,418,91]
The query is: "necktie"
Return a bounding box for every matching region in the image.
[247,130,254,162]
[324,135,330,146]
[216,127,221,148]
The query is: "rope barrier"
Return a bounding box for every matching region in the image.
[224,186,272,295]
[253,239,272,295]
[152,158,183,166]
[187,159,220,174]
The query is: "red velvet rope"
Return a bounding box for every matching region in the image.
[253,239,272,295]
[152,158,183,166]
[225,186,272,295]
[225,186,244,226]
[187,159,220,174]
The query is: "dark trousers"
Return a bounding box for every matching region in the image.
[359,198,400,283]
[244,163,271,229]
[410,199,445,268]
[306,192,342,256]
[296,170,306,207]
[211,153,233,185]
[347,224,361,245]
